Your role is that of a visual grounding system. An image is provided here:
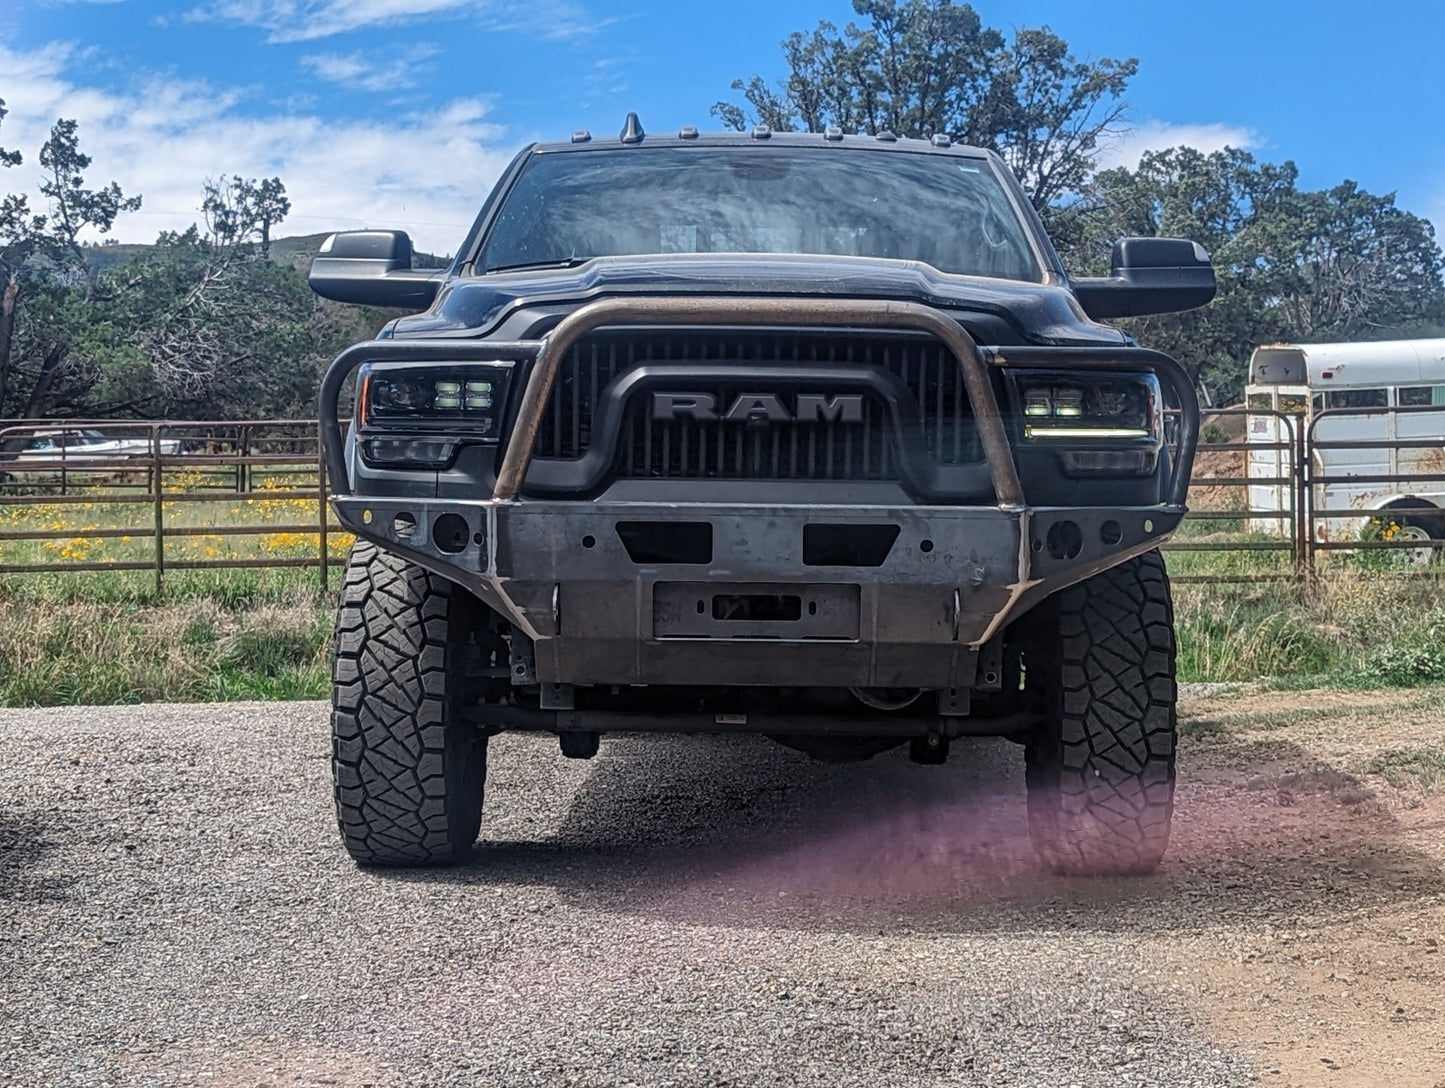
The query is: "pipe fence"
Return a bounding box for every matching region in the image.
[0,420,338,593]
[2,411,1442,593]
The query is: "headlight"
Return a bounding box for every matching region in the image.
[357,362,513,469]
[360,363,510,431]
[1007,371,1161,441]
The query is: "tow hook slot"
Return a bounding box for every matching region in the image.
[616,521,712,564]
[802,523,901,567]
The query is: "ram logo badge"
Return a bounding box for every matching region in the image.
[651,392,865,423]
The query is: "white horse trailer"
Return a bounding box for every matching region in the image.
[1245,339,1445,546]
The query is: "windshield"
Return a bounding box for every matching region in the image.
[478,146,1041,281]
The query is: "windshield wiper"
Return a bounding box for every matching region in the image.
[484,257,591,274]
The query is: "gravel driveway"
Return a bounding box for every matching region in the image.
[0,701,1294,1085]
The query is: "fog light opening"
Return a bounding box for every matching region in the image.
[1045,520,1083,561]
[432,512,470,554]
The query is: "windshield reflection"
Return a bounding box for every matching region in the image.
[480,147,1041,282]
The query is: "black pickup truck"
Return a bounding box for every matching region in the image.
[311,115,1214,875]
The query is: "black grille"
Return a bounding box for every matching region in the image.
[532,330,979,481]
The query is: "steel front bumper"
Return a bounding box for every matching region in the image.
[330,495,1180,687]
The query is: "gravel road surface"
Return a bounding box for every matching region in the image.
[6,696,1432,1086]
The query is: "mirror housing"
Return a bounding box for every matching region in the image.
[308,230,444,308]
[1071,238,1217,320]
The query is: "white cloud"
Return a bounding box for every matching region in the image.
[1096,121,1258,170]
[301,44,437,92]
[580,54,632,106]
[189,0,605,44]
[0,43,517,254]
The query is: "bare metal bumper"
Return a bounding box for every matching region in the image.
[331,495,1176,687]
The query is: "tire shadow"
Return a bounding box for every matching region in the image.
[0,813,69,903]
[383,731,1445,936]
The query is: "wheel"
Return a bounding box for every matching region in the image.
[331,541,487,866]
[1394,518,1438,566]
[1022,550,1177,876]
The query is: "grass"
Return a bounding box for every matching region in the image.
[0,589,333,705]
[1179,688,1445,742]
[0,473,346,706]
[0,468,351,573]
[1171,572,1445,688]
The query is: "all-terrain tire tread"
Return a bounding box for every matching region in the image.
[1026,550,1177,876]
[330,541,485,866]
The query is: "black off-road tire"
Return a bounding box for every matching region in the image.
[331,541,486,866]
[1023,550,1177,876]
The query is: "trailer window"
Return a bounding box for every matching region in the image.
[1398,385,1445,407]
[1324,388,1387,409]
[1247,393,1272,409]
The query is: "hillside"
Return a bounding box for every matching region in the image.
[82,232,451,276]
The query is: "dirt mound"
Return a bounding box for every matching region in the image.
[1190,446,1248,514]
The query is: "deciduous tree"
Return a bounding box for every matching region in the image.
[714,0,1136,210]
[1059,147,1444,400]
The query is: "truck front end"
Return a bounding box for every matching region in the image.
[313,127,1212,874]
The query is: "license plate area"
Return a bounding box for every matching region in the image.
[653,582,860,640]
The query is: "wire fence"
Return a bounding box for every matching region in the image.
[1,411,1442,593]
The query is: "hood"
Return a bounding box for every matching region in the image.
[390,253,1128,347]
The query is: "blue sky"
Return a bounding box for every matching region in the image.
[2,0,1443,256]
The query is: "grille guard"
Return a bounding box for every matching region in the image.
[318,295,1199,508]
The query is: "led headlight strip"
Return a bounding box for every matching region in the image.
[1007,369,1162,441]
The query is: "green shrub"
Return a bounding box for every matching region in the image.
[1199,421,1230,445]
[1365,645,1445,686]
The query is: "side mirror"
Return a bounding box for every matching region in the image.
[308,230,444,308]
[1071,238,1217,320]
